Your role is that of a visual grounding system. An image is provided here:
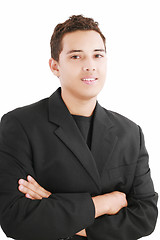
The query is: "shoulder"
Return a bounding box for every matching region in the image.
[103,107,140,138]
[1,97,49,127]
[106,108,138,127]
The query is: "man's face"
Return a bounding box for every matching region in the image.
[54,30,107,101]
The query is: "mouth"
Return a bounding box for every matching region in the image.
[81,77,98,85]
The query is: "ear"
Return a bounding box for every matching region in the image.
[49,58,60,78]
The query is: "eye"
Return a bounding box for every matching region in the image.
[71,55,81,59]
[95,54,104,58]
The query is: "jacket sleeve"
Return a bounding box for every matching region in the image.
[0,113,95,240]
[86,127,158,240]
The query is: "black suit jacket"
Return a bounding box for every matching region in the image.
[0,88,158,240]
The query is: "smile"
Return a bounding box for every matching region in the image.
[81,77,98,85]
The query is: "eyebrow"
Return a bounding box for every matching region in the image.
[67,49,106,54]
[94,49,106,52]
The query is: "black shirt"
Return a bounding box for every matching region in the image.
[72,114,94,149]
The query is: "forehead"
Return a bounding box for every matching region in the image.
[61,30,105,52]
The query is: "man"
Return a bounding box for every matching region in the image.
[0,15,158,240]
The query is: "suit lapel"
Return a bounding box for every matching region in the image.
[48,88,101,191]
[91,103,118,175]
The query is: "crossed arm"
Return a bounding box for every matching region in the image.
[18,175,128,237]
[1,114,157,239]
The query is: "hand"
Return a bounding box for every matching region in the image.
[18,175,51,200]
[92,191,128,218]
[76,229,87,237]
[104,191,128,215]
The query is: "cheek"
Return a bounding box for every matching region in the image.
[98,64,106,78]
[97,59,107,73]
[60,62,79,77]
[101,64,107,78]
[59,67,70,82]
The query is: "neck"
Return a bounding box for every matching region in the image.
[61,90,97,117]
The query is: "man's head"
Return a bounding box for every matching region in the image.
[50,15,106,62]
[49,15,107,103]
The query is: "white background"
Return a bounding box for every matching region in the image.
[0,0,159,239]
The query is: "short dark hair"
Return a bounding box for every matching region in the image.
[50,15,106,62]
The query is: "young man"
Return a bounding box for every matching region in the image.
[0,15,158,240]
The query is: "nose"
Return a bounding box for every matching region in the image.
[82,59,96,72]
[83,66,96,71]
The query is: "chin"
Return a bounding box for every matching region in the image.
[85,87,103,98]
[79,90,100,101]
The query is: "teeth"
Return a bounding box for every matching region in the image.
[82,78,96,81]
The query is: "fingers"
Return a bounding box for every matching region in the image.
[18,184,42,200]
[76,229,87,237]
[27,176,51,197]
[18,176,51,200]
[25,193,35,200]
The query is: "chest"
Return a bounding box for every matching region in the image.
[29,126,137,196]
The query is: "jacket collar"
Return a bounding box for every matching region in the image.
[48,87,72,126]
[49,87,113,129]
[91,103,118,176]
[48,87,118,190]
